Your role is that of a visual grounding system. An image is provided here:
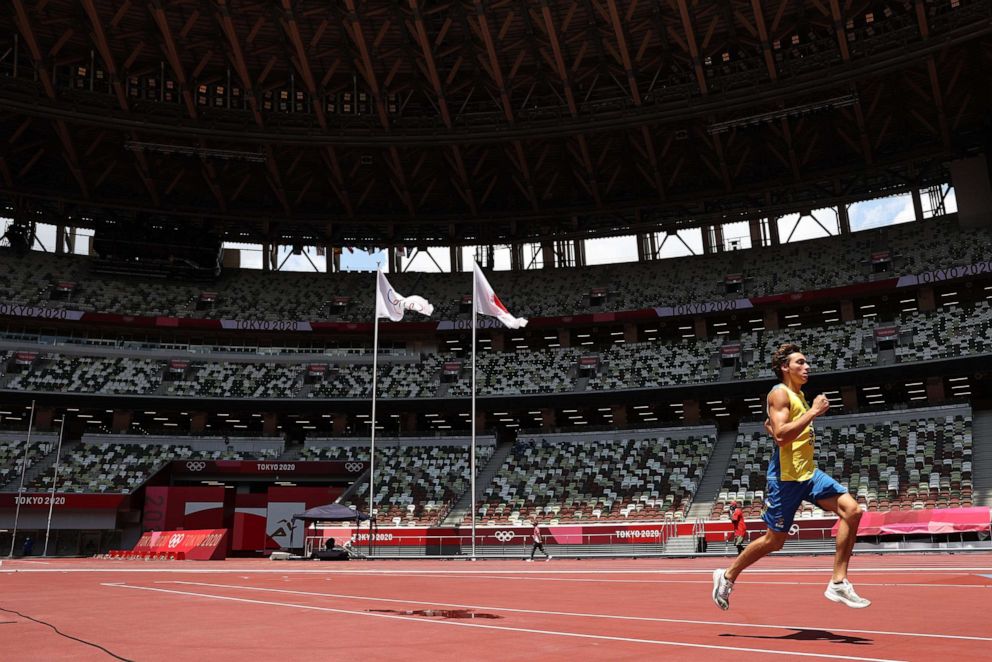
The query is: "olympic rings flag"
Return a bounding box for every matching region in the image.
[375,270,435,322]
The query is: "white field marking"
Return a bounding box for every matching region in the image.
[100,582,906,662]
[7,566,992,577]
[372,574,992,589]
[166,580,992,643]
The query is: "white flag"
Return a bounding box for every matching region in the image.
[473,262,528,329]
[376,270,434,321]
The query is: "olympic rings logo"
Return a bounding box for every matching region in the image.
[168,534,185,548]
[185,461,206,472]
[345,462,363,473]
[494,531,515,543]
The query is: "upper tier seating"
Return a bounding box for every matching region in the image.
[3,218,990,321]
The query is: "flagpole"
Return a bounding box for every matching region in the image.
[8,400,36,557]
[43,415,67,557]
[369,273,381,553]
[470,264,478,560]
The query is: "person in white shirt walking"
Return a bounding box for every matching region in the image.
[527,520,551,561]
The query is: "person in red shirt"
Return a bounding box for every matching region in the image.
[729,501,747,554]
[527,520,551,562]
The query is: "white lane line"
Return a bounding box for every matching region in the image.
[100,582,906,662]
[376,573,992,589]
[166,580,992,643]
[6,565,992,575]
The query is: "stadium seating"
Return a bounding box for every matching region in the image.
[338,444,494,525]
[26,441,280,493]
[3,217,991,321]
[477,430,716,525]
[712,408,973,519]
[4,298,992,398]
[0,437,55,486]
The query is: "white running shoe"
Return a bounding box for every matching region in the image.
[825,579,871,608]
[545,556,552,561]
[711,568,733,610]
[525,558,533,562]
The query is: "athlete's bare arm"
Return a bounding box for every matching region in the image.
[766,389,829,447]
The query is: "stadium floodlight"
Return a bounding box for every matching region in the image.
[707,94,859,134]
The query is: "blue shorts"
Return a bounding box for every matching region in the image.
[761,469,848,533]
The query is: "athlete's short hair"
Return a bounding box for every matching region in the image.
[771,343,802,380]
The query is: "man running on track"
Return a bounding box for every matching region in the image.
[712,343,870,610]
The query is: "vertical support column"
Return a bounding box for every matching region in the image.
[541,240,556,269]
[402,412,418,433]
[262,412,278,436]
[682,399,701,425]
[490,333,504,352]
[841,385,859,412]
[837,203,851,234]
[332,414,348,435]
[449,245,460,272]
[558,328,571,348]
[694,317,708,338]
[611,404,627,427]
[926,376,945,404]
[35,407,55,431]
[510,243,523,271]
[701,226,713,254]
[56,225,66,254]
[911,188,925,223]
[767,217,781,245]
[190,411,208,434]
[636,233,648,261]
[111,410,132,434]
[712,225,725,252]
[623,323,638,343]
[749,218,764,247]
[917,286,936,312]
[840,300,855,322]
[573,239,586,267]
[763,309,779,331]
[541,408,556,432]
[262,242,271,272]
[474,410,486,434]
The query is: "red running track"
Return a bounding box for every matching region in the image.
[2,553,991,661]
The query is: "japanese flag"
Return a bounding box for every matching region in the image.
[473,262,528,329]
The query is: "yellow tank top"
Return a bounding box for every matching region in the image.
[767,384,816,482]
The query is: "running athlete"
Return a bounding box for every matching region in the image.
[712,343,870,610]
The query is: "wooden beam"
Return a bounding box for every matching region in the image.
[605,0,641,104]
[408,0,452,127]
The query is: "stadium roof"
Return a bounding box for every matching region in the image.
[1,0,990,246]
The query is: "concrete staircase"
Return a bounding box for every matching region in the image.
[441,440,514,526]
[662,534,698,554]
[970,410,992,507]
[685,430,740,520]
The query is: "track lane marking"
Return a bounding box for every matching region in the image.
[100,582,906,662]
[163,580,992,644]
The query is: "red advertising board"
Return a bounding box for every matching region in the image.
[132,529,228,560]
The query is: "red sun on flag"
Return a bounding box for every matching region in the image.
[491,293,510,313]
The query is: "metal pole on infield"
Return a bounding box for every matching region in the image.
[43,415,67,557]
[8,400,36,557]
[470,264,477,560]
[369,274,382,558]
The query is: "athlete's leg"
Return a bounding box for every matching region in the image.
[725,528,787,582]
[816,492,862,582]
